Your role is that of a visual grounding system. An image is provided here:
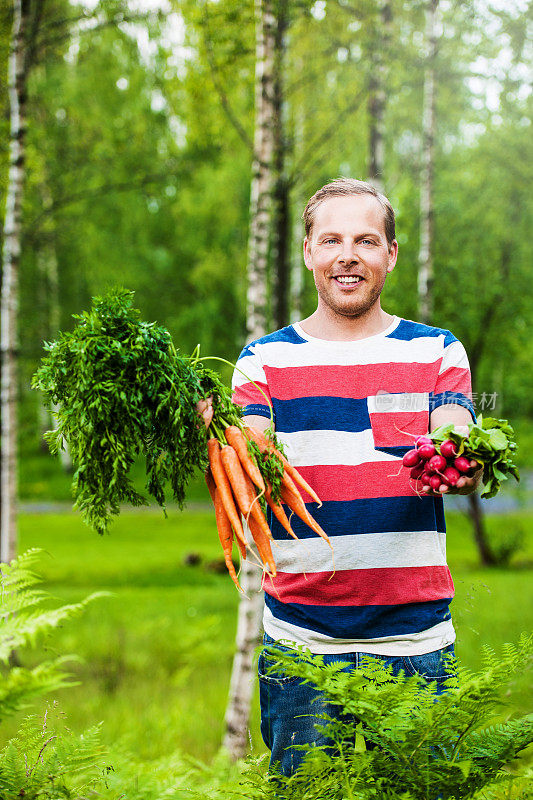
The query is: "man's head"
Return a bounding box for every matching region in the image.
[303,177,396,251]
[302,178,398,322]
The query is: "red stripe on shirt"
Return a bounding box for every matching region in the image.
[263,363,439,400]
[434,366,472,395]
[294,462,421,502]
[369,410,429,447]
[266,565,455,607]
[233,381,270,408]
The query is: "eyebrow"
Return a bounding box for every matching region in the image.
[317,230,382,239]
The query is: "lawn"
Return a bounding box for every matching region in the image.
[6,505,533,764]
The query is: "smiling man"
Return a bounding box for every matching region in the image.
[231,178,481,776]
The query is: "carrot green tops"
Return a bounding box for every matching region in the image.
[232,317,475,656]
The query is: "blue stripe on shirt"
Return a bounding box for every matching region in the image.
[265,593,452,639]
[387,320,457,346]
[272,396,370,433]
[270,496,446,541]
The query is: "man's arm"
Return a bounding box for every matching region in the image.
[425,403,482,496]
[242,414,271,435]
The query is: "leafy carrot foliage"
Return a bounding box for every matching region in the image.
[32,289,240,534]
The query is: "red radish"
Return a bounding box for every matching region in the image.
[410,464,425,479]
[443,467,460,486]
[427,454,447,472]
[403,449,421,468]
[439,440,457,458]
[469,459,481,470]
[417,444,436,460]
[420,472,432,486]
[415,435,433,448]
[429,474,442,490]
[454,456,472,474]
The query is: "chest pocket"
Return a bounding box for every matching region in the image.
[368,391,429,457]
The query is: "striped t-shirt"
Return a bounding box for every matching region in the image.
[232,316,475,656]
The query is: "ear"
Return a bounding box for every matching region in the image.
[386,240,398,274]
[303,238,313,271]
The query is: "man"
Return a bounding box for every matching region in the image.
[201,178,481,775]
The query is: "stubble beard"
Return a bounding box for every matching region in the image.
[316,276,385,320]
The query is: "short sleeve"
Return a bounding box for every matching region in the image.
[429,333,476,421]
[232,341,273,419]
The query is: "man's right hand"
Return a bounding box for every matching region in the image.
[196,396,214,430]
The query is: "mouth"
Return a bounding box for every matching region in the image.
[332,275,364,287]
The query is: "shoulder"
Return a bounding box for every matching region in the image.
[237,324,307,360]
[388,318,459,348]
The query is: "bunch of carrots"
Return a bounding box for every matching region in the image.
[204,423,330,591]
[31,289,331,580]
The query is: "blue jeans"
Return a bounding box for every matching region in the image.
[258,632,455,777]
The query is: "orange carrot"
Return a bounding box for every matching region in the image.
[265,484,297,540]
[206,469,246,560]
[224,426,266,492]
[281,471,331,546]
[205,468,217,503]
[214,488,242,592]
[220,444,274,546]
[245,425,322,506]
[207,438,248,549]
[249,515,277,576]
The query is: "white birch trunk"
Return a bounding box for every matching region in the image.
[36,184,72,471]
[367,0,392,193]
[417,0,438,324]
[223,0,276,761]
[1,0,30,563]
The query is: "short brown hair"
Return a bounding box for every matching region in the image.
[303,178,396,249]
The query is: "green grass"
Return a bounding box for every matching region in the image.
[5,507,532,765]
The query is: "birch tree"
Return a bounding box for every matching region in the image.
[223,0,276,761]
[417,0,438,324]
[1,0,31,564]
[367,0,392,192]
[272,0,290,330]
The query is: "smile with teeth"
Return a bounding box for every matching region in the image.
[334,275,363,284]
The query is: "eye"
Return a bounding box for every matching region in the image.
[360,238,375,245]
[324,238,338,244]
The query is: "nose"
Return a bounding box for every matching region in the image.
[338,241,358,265]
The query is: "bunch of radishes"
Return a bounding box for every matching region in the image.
[403,436,480,494]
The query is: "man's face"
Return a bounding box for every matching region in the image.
[303,194,398,320]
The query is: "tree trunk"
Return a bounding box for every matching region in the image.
[272,0,290,330]
[36,181,72,471]
[417,0,438,324]
[466,492,497,567]
[1,0,31,564]
[223,0,276,761]
[367,0,392,193]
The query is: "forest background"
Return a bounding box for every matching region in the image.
[0,0,532,794]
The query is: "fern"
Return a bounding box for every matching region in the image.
[0,549,107,722]
[239,634,533,800]
[0,707,107,799]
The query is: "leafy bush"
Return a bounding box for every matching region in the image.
[240,638,533,800]
[0,549,109,797]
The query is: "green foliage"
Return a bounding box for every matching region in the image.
[32,289,243,533]
[243,636,533,800]
[0,550,110,799]
[0,549,105,721]
[0,709,106,800]
[430,417,520,499]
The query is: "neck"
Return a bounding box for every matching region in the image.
[299,302,394,341]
